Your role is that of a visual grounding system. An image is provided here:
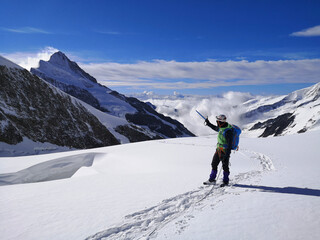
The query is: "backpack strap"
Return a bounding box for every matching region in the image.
[222,126,233,138]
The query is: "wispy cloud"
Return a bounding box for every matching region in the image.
[94,29,122,35]
[290,25,320,37]
[80,59,320,90]
[1,26,52,34]
[1,47,59,70]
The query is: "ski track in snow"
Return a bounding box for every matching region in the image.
[85,148,275,240]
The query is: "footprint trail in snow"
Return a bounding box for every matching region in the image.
[85,149,274,240]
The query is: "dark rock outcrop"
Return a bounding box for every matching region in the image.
[0,65,119,148]
[250,113,295,137]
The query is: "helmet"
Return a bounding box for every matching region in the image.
[216,114,227,122]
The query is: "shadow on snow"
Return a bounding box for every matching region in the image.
[0,153,100,186]
[233,184,320,197]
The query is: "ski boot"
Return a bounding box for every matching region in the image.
[203,170,217,185]
[220,171,230,187]
[203,179,216,185]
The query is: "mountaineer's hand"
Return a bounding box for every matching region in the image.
[205,118,210,125]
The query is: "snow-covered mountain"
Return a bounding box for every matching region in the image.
[31,52,194,141]
[242,82,320,137]
[0,53,194,156]
[0,58,120,155]
[31,52,124,114]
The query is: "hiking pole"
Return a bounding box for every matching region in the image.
[216,165,223,181]
[196,110,206,120]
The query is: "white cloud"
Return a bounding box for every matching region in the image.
[135,91,257,136]
[80,59,320,90]
[1,27,51,34]
[290,25,320,37]
[2,47,59,70]
[3,47,319,91]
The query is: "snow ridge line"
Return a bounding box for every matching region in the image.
[85,150,274,240]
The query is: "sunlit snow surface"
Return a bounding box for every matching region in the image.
[0,131,319,240]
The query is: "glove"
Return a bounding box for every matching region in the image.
[205,118,210,125]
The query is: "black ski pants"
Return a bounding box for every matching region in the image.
[211,148,230,173]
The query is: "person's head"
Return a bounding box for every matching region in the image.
[216,114,227,127]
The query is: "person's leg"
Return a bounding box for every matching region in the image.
[221,151,230,184]
[209,150,220,181]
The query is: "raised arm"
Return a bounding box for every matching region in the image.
[205,118,219,132]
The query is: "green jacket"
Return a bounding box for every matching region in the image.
[217,123,233,150]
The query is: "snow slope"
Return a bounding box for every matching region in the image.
[0,131,319,240]
[0,55,24,70]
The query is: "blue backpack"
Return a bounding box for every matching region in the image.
[223,125,242,150]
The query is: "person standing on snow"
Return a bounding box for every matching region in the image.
[203,114,233,186]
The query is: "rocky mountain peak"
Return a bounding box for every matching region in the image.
[48,51,69,66]
[36,51,97,84]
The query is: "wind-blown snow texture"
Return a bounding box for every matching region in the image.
[0,130,319,240]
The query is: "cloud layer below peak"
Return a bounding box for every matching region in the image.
[2,47,319,91]
[80,59,320,90]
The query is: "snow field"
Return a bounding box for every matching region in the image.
[156,132,320,240]
[0,130,320,240]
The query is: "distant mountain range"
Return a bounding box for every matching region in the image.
[241,82,320,137]
[1,52,319,156]
[0,53,194,156]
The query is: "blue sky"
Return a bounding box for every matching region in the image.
[1,0,320,95]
